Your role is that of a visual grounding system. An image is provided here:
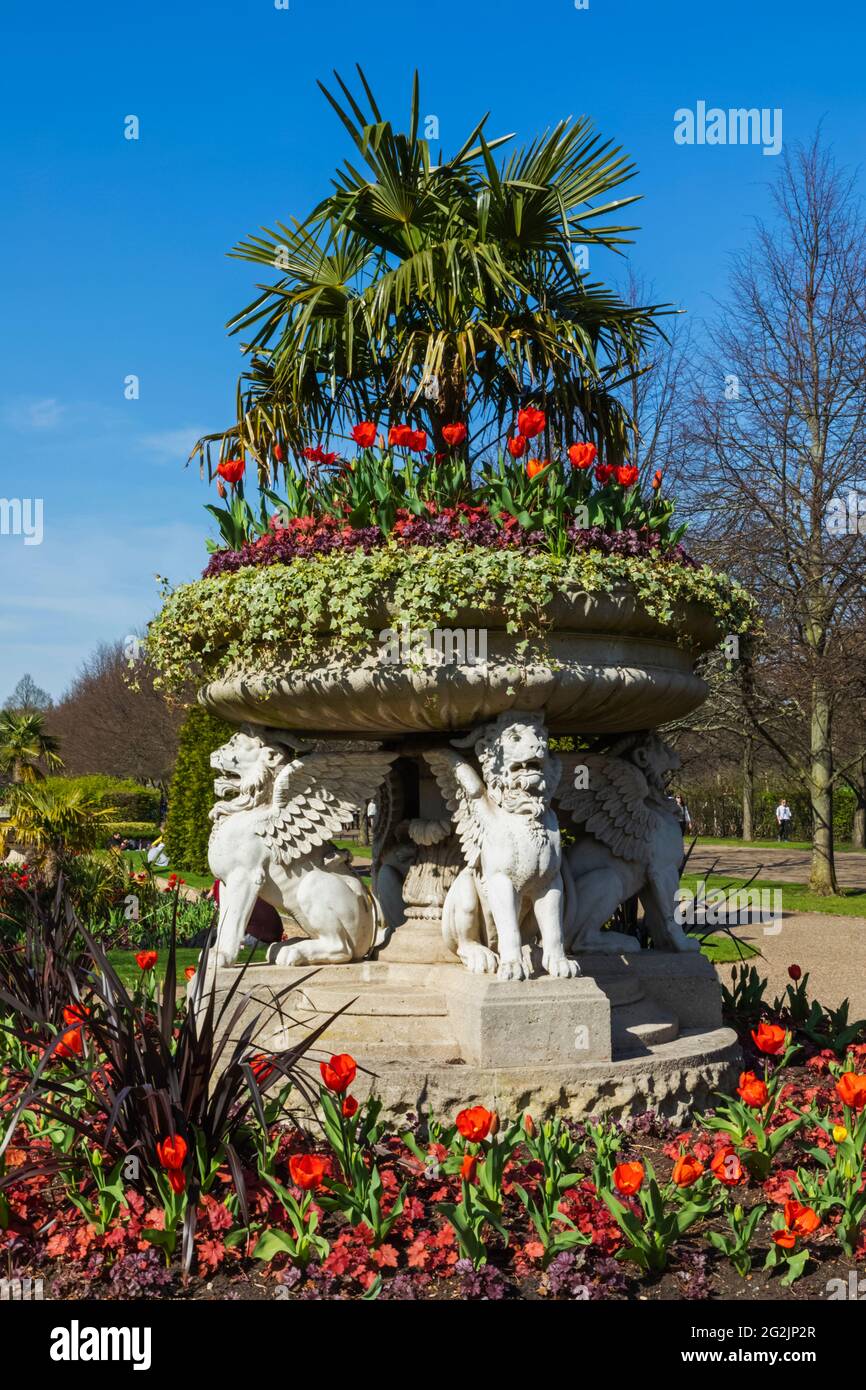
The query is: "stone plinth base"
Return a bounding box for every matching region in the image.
[209,951,739,1126]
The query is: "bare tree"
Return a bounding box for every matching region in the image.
[686,135,866,892]
[48,641,184,788]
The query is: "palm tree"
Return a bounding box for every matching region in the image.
[2,783,115,887]
[0,710,63,784]
[195,67,668,475]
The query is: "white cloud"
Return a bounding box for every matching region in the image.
[136,426,208,466]
[2,397,66,431]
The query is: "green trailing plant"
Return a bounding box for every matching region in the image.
[148,544,757,693]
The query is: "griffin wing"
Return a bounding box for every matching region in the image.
[262,751,398,864]
[556,753,653,864]
[423,749,484,869]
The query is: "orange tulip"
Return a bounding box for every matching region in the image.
[136,950,158,971]
[671,1153,705,1187]
[526,458,548,479]
[836,1072,866,1112]
[774,1199,820,1246]
[613,1161,644,1196]
[507,435,527,458]
[216,458,245,486]
[455,1106,495,1143]
[614,464,639,487]
[441,423,467,447]
[342,1094,359,1118]
[351,421,378,449]
[710,1147,744,1186]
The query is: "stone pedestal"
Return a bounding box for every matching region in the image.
[211,951,739,1126]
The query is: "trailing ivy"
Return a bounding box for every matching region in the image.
[148,543,757,691]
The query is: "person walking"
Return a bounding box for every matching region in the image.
[673,793,692,834]
[775,798,793,842]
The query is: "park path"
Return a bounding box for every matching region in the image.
[689,844,866,890]
[714,911,866,1018]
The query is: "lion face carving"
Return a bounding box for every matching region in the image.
[465,712,559,814]
[210,730,287,818]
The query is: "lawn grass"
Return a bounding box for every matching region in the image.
[105,946,267,988]
[681,872,866,920]
[698,933,758,963]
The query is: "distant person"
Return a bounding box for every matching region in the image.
[775,798,793,842]
[673,794,692,834]
[146,836,170,868]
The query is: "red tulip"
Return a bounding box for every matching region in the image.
[304,445,339,465]
[136,950,158,972]
[710,1146,743,1186]
[455,1106,495,1143]
[388,424,414,449]
[167,1169,187,1195]
[568,442,597,470]
[408,429,428,452]
[156,1134,188,1171]
[613,1161,644,1196]
[737,1070,769,1107]
[63,1002,88,1026]
[594,463,615,486]
[216,458,245,486]
[342,1094,359,1118]
[351,421,378,449]
[752,1022,787,1055]
[517,406,546,439]
[320,1052,357,1094]
[460,1153,479,1182]
[250,1053,276,1084]
[836,1072,866,1112]
[55,1026,83,1060]
[524,1114,535,1137]
[671,1153,705,1187]
[788,964,802,981]
[289,1153,328,1191]
[526,458,548,480]
[507,435,528,458]
[614,464,639,487]
[652,469,663,491]
[774,1199,820,1247]
[184,966,196,981]
[441,423,467,448]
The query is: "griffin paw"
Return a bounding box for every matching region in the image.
[544,953,580,979]
[460,943,499,975]
[497,957,528,982]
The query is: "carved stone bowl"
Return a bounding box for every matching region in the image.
[199,587,720,736]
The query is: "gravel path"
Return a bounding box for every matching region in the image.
[689,844,866,890]
[713,911,866,1018]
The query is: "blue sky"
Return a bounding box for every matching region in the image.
[1,0,863,699]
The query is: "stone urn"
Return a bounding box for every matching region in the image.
[202,584,740,1124]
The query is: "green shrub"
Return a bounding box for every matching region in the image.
[99,821,160,846]
[164,707,232,874]
[44,775,161,824]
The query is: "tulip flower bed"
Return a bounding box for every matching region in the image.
[2,910,866,1302]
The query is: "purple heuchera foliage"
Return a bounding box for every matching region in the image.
[202,518,694,579]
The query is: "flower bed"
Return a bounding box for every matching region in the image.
[2,900,865,1302]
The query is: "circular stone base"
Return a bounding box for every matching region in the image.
[323,1028,740,1129]
[208,954,741,1127]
